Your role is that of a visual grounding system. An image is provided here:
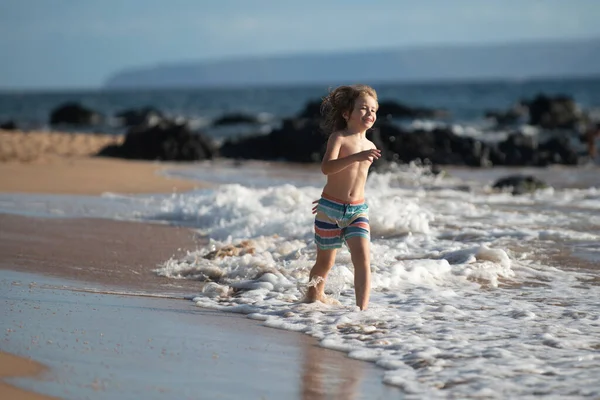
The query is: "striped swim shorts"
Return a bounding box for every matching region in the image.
[314,193,370,250]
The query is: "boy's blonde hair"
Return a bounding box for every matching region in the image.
[320,84,378,134]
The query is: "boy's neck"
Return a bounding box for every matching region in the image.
[345,127,367,137]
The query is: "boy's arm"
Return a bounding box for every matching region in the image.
[321,134,355,175]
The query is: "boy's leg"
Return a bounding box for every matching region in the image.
[345,236,371,310]
[305,247,337,303]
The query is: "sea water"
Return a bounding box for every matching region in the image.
[1,161,598,398]
[2,77,600,136]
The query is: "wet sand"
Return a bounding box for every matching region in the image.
[0,214,204,296]
[0,351,59,400]
[0,215,397,399]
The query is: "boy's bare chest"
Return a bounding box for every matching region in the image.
[339,139,371,157]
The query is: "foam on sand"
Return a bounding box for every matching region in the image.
[1,159,599,397]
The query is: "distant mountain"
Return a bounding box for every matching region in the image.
[104,38,600,89]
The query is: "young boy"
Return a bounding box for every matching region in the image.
[305,85,381,310]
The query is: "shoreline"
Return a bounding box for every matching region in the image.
[1,270,396,400]
[0,215,396,399]
[0,131,219,398]
[0,214,204,297]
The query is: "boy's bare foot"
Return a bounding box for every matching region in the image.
[302,291,341,306]
[320,296,341,306]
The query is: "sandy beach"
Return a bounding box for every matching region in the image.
[0,216,394,400]
[0,130,124,163]
[0,130,207,195]
[0,351,59,400]
[0,132,396,399]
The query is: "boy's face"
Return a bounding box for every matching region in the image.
[344,94,378,131]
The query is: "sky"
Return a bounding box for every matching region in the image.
[1,0,599,89]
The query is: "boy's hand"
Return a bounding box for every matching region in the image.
[312,199,319,214]
[353,148,381,163]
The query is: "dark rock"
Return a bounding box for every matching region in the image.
[95,144,123,158]
[525,94,582,130]
[98,120,216,161]
[297,100,322,119]
[376,122,490,166]
[492,175,549,195]
[485,104,527,127]
[221,118,327,163]
[270,119,327,162]
[538,136,580,165]
[494,133,539,166]
[219,133,275,161]
[492,131,584,167]
[219,94,588,168]
[220,116,391,165]
[50,102,103,126]
[213,112,260,126]
[220,116,585,167]
[377,100,448,119]
[0,120,17,130]
[115,107,163,127]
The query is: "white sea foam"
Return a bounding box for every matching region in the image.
[1,162,599,397]
[149,164,600,398]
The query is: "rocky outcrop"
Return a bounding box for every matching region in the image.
[45,92,588,166]
[377,100,448,119]
[98,121,216,161]
[376,123,491,167]
[219,118,585,167]
[213,112,260,126]
[220,117,388,166]
[0,120,17,130]
[492,175,549,195]
[485,105,528,127]
[492,132,580,166]
[525,94,583,130]
[50,102,103,126]
[220,118,326,163]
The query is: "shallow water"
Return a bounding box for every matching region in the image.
[1,161,599,398]
[0,270,397,400]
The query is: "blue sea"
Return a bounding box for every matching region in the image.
[1,77,600,139]
[1,78,600,398]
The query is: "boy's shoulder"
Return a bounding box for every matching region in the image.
[327,130,346,141]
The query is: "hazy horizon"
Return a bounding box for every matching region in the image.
[5,36,600,92]
[129,35,600,67]
[2,0,600,89]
